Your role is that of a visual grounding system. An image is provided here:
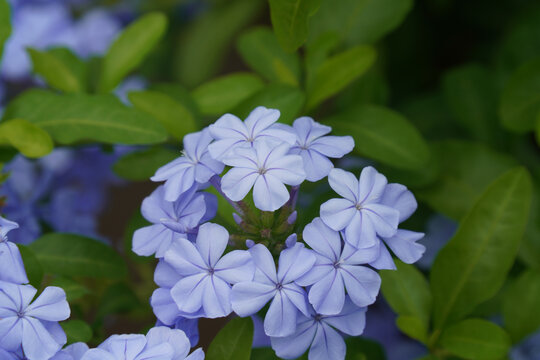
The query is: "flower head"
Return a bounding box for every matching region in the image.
[221,141,305,211]
[0,217,28,284]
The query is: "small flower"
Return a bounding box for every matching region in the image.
[0,216,28,284]
[132,186,216,257]
[288,117,354,182]
[221,141,305,211]
[270,298,367,360]
[151,129,224,202]
[0,282,70,360]
[208,106,296,160]
[164,223,254,318]
[296,218,381,315]
[231,243,316,337]
[320,167,400,248]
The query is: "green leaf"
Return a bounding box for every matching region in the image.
[95,283,141,320]
[237,27,302,86]
[28,48,83,93]
[430,168,532,329]
[309,0,413,45]
[18,245,43,289]
[192,73,264,116]
[28,233,128,279]
[0,118,54,158]
[396,315,428,343]
[250,348,279,360]
[128,90,198,140]
[499,58,540,133]
[0,0,11,58]
[440,319,511,360]
[99,12,168,92]
[61,320,93,344]
[3,89,167,145]
[503,270,540,343]
[174,0,263,87]
[113,146,179,181]
[50,277,90,302]
[206,317,254,360]
[345,337,386,360]
[234,84,305,124]
[268,0,321,52]
[418,140,517,220]
[325,105,430,170]
[306,45,376,110]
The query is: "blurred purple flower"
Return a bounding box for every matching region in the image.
[0,216,28,284]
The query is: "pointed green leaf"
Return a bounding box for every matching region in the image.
[207,317,254,360]
[430,168,532,329]
[61,320,93,344]
[0,0,11,58]
[99,12,168,92]
[396,316,428,343]
[3,89,168,145]
[28,48,83,93]
[113,146,179,181]
[50,277,90,302]
[325,105,430,170]
[440,319,511,360]
[0,118,54,158]
[18,245,43,289]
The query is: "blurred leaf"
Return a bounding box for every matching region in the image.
[113,146,179,181]
[396,315,428,344]
[28,48,84,93]
[335,66,390,107]
[175,0,262,87]
[61,320,93,344]
[418,140,517,220]
[0,118,54,158]
[149,83,201,118]
[50,277,90,302]
[440,319,511,360]
[192,73,264,116]
[442,64,502,146]
[499,58,540,133]
[430,168,532,329]
[18,245,43,289]
[325,105,430,170]
[96,282,140,320]
[519,184,540,268]
[128,90,197,140]
[28,233,128,279]
[99,12,168,92]
[234,84,305,124]
[0,0,10,58]
[345,337,386,360]
[304,32,340,89]
[309,0,413,45]
[250,348,278,359]
[237,27,301,86]
[503,270,540,343]
[306,45,376,110]
[3,89,167,145]
[268,0,321,52]
[207,317,254,360]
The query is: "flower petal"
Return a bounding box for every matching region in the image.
[26,286,70,321]
[323,297,366,336]
[380,183,418,222]
[270,317,316,359]
[299,149,334,182]
[328,168,359,202]
[202,276,232,318]
[164,239,207,276]
[383,229,425,264]
[248,244,278,284]
[358,166,387,204]
[214,250,254,284]
[170,273,207,314]
[0,241,28,284]
[320,198,356,231]
[22,317,63,360]
[264,291,299,337]
[278,243,316,284]
[363,204,400,238]
[309,323,346,360]
[253,174,290,211]
[303,218,341,261]
[309,135,354,158]
[340,265,381,307]
[308,270,345,315]
[196,223,229,267]
[221,168,259,202]
[231,282,276,317]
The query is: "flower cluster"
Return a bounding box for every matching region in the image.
[142,106,426,359]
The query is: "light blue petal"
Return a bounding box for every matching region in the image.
[231,282,276,317]
[22,317,63,360]
[264,291,299,337]
[309,323,346,360]
[328,169,359,202]
[308,270,345,315]
[320,198,356,231]
[278,243,316,284]
[340,265,381,307]
[270,316,317,359]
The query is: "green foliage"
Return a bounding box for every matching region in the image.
[439,319,511,360]
[237,27,302,86]
[61,320,93,344]
[95,283,141,320]
[113,146,179,181]
[0,118,54,158]
[192,73,264,116]
[396,316,428,344]
[0,0,10,58]
[207,317,254,360]
[306,45,376,110]
[502,270,540,343]
[499,58,540,133]
[345,337,386,360]
[99,12,168,92]
[51,277,90,302]
[430,168,532,330]
[250,348,279,359]
[18,245,44,289]
[268,0,321,52]
[3,89,168,145]
[28,233,128,279]
[326,105,430,170]
[128,90,198,140]
[28,48,85,93]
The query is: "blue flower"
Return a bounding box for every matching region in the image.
[270,298,367,360]
[320,167,400,248]
[297,218,381,315]
[152,129,224,202]
[288,117,354,182]
[133,185,216,257]
[51,343,89,360]
[207,106,296,161]
[221,141,305,211]
[164,223,254,318]
[0,217,28,284]
[0,282,70,360]
[231,243,315,337]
